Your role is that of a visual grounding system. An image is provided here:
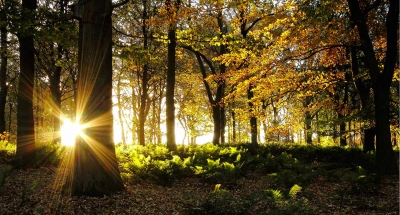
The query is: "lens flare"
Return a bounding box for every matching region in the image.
[61,119,83,147]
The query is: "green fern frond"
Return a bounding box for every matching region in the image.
[289,184,302,198]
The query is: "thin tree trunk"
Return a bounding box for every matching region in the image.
[139,63,149,146]
[139,1,149,146]
[116,75,126,145]
[247,86,258,147]
[157,81,163,144]
[304,96,312,145]
[231,110,236,143]
[49,60,62,144]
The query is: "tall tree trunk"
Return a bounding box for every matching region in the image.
[138,1,149,146]
[116,75,126,145]
[248,86,258,147]
[304,96,312,145]
[231,109,236,143]
[66,0,124,196]
[131,72,137,143]
[165,27,177,150]
[346,0,398,174]
[15,0,37,169]
[238,10,261,147]
[271,100,279,141]
[49,1,68,144]
[0,23,8,133]
[157,81,163,144]
[139,64,149,146]
[49,61,62,144]
[339,76,349,147]
[165,0,180,151]
[350,47,375,152]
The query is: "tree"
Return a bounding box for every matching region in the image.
[165,0,180,151]
[34,0,76,144]
[349,46,375,152]
[346,0,398,174]
[65,0,125,196]
[15,0,37,169]
[0,0,9,134]
[180,2,229,145]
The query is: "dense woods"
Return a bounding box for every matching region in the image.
[0,0,398,213]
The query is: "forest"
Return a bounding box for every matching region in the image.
[0,0,398,214]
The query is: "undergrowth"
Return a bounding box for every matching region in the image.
[0,141,397,214]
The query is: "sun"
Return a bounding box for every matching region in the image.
[61,119,83,146]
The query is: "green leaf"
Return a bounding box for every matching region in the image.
[289,184,302,198]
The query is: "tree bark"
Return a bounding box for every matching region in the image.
[15,0,37,169]
[231,110,236,143]
[350,46,375,152]
[138,1,149,146]
[166,27,177,151]
[116,74,126,145]
[339,76,349,147]
[304,96,312,145]
[346,0,398,174]
[49,1,68,144]
[0,22,8,133]
[49,55,62,144]
[66,0,124,196]
[248,83,257,147]
[363,127,376,152]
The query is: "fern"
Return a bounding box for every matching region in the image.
[266,189,283,201]
[289,184,302,198]
[214,184,221,192]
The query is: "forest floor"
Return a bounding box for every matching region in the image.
[0,164,398,215]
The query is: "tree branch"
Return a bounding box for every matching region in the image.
[112,0,129,9]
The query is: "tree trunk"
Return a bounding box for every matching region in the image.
[15,0,37,169]
[346,0,398,174]
[49,0,67,144]
[351,47,375,152]
[165,0,180,151]
[0,24,8,133]
[166,27,177,151]
[339,74,349,147]
[247,86,258,147]
[231,110,236,143]
[139,2,149,146]
[157,81,163,144]
[66,0,124,196]
[220,106,225,144]
[363,127,375,153]
[211,105,221,145]
[272,100,279,141]
[49,62,61,144]
[116,75,126,145]
[338,113,346,146]
[304,96,312,145]
[139,63,149,146]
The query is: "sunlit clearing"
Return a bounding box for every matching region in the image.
[61,119,83,147]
